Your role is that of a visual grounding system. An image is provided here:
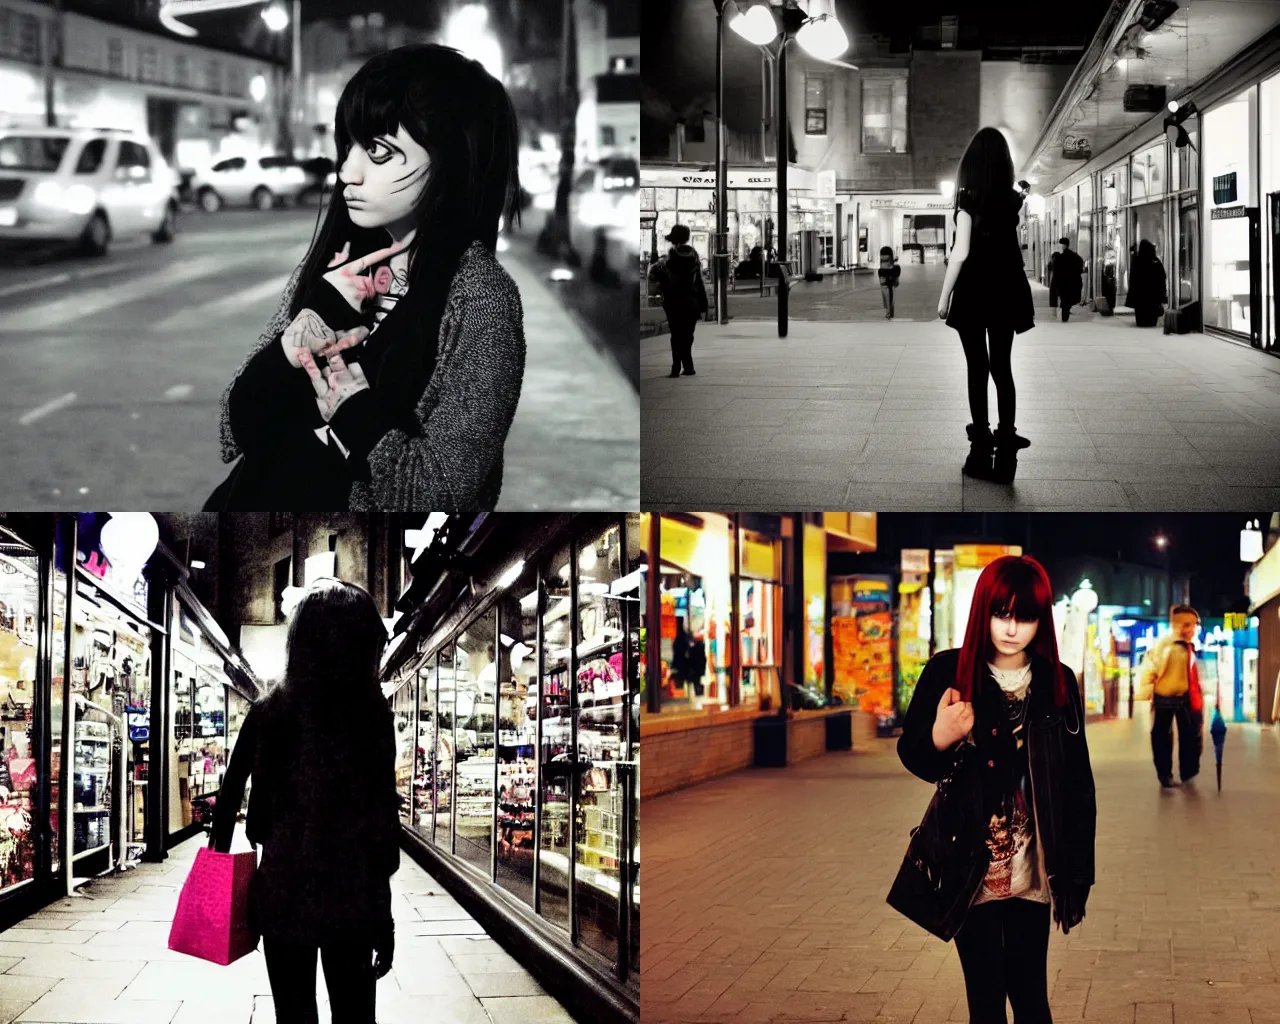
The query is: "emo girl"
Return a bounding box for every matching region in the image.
[896,555,1096,1024]
[209,44,524,511]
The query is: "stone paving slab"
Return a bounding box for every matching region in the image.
[0,831,575,1024]
[642,709,1280,1024]
[641,287,1280,510]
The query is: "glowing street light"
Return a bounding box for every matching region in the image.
[443,4,504,83]
[1154,534,1169,551]
[261,2,288,31]
[730,3,778,44]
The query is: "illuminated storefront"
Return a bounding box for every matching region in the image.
[840,192,955,267]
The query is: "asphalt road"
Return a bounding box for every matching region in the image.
[0,206,638,509]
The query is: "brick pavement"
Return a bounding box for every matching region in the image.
[0,831,571,1024]
[642,711,1280,1024]
[641,289,1280,511]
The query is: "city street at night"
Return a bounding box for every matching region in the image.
[640,512,1280,1024]
[0,208,638,509]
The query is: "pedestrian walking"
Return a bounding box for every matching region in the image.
[892,555,1096,1024]
[1052,238,1084,322]
[1046,249,1059,311]
[649,223,709,377]
[211,579,401,1024]
[936,127,1037,485]
[1135,604,1204,788]
[1126,239,1168,327]
[878,246,901,319]
[207,44,525,512]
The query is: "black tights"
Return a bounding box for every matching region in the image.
[954,898,1053,1024]
[958,325,1016,430]
[263,936,377,1024]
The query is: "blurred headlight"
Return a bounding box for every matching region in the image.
[32,181,63,206]
[63,183,96,215]
[325,172,337,186]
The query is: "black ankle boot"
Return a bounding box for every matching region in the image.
[990,427,1021,484]
[668,365,681,378]
[963,424,995,479]
[996,424,1031,450]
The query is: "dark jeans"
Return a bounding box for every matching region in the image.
[263,936,377,1024]
[1060,301,1071,322]
[667,311,698,373]
[954,898,1053,1024]
[881,284,895,315]
[957,325,1016,430]
[1151,694,1201,782]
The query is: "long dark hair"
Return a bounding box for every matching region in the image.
[954,555,1068,708]
[953,126,1016,221]
[283,578,388,711]
[289,43,522,324]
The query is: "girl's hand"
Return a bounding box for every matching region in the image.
[932,687,974,751]
[298,341,370,422]
[937,294,951,320]
[280,310,369,369]
[323,239,411,312]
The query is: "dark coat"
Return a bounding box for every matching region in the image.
[1053,248,1084,306]
[210,686,401,946]
[1126,253,1168,325]
[945,188,1035,335]
[651,244,709,319]
[897,649,1096,926]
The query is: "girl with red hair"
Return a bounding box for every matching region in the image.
[895,555,1096,1023]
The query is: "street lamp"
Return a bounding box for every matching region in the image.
[1154,534,1169,551]
[1241,519,1263,563]
[724,0,851,338]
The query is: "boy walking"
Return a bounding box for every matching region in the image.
[1136,604,1204,788]
[648,224,710,377]
[878,246,900,319]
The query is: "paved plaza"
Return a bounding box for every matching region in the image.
[641,284,1280,511]
[0,832,571,1024]
[643,711,1280,1024]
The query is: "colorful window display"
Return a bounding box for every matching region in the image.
[495,564,538,906]
[0,532,39,892]
[539,541,573,931]
[896,550,933,715]
[454,609,497,874]
[831,576,894,719]
[739,526,781,711]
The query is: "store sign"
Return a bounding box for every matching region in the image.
[641,166,814,191]
[869,197,953,210]
[1213,172,1238,205]
[1062,134,1091,160]
[1211,206,1248,220]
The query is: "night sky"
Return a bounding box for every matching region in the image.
[851,513,1263,617]
[643,0,1116,146]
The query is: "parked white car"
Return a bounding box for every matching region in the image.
[0,127,179,256]
[192,155,310,212]
[568,156,639,289]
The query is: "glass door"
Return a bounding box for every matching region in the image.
[537,540,573,932]
[573,522,626,964]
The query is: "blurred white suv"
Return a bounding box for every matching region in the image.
[191,155,310,212]
[568,156,640,289]
[0,127,179,256]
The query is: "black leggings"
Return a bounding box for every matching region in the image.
[957,325,1016,430]
[954,897,1052,1024]
[263,936,377,1024]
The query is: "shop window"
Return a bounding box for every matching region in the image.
[412,659,437,841]
[188,652,230,827]
[0,531,39,892]
[805,76,828,135]
[495,566,538,906]
[538,541,572,932]
[739,527,782,712]
[653,514,732,714]
[434,644,455,855]
[862,75,908,154]
[1204,89,1255,334]
[391,675,415,824]
[168,603,198,836]
[624,512,641,978]
[454,608,496,875]
[575,522,626,965]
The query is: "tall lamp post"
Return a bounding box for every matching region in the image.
[712,0,730,325]
[729,0,850,338]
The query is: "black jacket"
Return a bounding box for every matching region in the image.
[1126,254,1167,314]
[1053,248,1084,305]
[651,244,709,318]
[210,687,401,945]
[897,649,1096,922]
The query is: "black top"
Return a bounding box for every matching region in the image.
[945,187,1036,335]
[210,688,401,944]
[1126,252,1167,311]
[877,264,901,287]
[216,251,436,511]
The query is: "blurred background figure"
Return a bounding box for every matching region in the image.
[1135,604,1205,789]
[0,0,637,509]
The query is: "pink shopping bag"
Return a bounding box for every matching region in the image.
[168,847,259,965]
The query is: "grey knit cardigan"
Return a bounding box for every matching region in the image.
[218,240,526,511]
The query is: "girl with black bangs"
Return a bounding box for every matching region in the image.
[207,43,526,512]
[894,556,1096,1023]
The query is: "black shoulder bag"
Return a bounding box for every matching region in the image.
[886,740,990,942]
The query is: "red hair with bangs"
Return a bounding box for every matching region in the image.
[955,555,1068,708]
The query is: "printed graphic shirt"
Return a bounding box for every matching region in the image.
[972,662,1050,906]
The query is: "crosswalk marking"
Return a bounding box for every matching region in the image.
[150,274,293,332]
[19,392,76,425]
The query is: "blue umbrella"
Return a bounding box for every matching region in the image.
[1210,701,1227,793]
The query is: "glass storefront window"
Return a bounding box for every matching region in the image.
[538,541,572,931]
[391,676,415,824]
[1262,73,1280,350]
[625,512,641,978]
[0,530,39,891]
[1204,88,1256,334]
[495,567,538,905]
[575,522,626,965]
[414,659,438,841]
[1131,141,1166,202]
[169,605,198,836]
[435,644,455,855]
[739,526,782,711]
[655,514,731,714]
[454,609,496,874]
[1101,162,1128,308]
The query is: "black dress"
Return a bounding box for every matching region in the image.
[945,187,1035,335]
